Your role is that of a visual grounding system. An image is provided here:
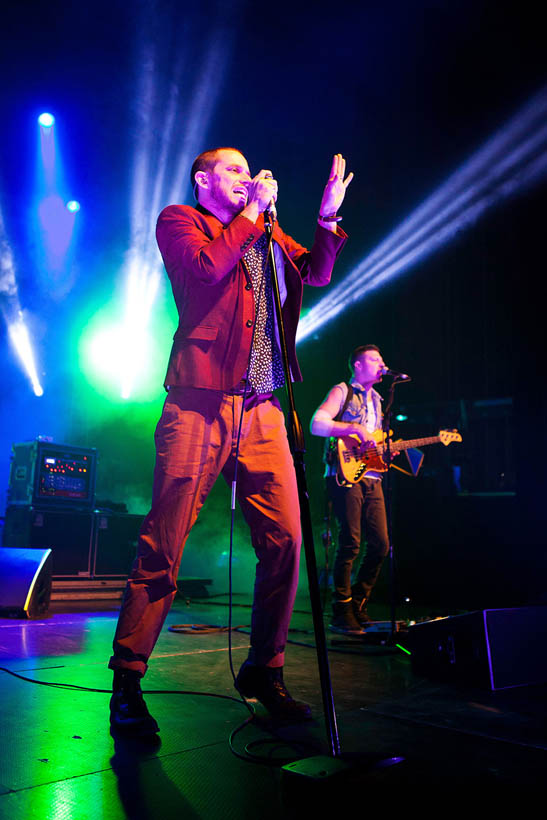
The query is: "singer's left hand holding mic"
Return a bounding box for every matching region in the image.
[245,169,279,215]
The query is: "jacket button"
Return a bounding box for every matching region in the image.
[246,319,253,327]
[245,283,252,290]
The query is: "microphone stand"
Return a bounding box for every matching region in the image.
[264,210,341,758]
[382,374,410,642]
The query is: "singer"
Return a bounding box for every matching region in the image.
[310,345,392,635]
[108,147,352,734]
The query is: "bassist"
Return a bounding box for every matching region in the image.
[310,344,392,636]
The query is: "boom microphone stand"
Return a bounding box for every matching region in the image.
[382,373,411,642]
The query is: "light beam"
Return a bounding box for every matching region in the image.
[1,212,43,396]
[117,17,233,399]
[7,315,44,397]
[297,86,547,343]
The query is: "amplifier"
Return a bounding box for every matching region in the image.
[8,439,97,509]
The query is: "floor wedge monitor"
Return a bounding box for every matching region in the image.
[0,547,53,618]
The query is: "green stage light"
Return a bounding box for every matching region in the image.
[78,303,169,403]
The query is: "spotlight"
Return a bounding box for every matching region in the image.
[38,113,55,128]
[66,200,80,213]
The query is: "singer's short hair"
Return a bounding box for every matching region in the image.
[190,147,243,201]
[349,344,381,373]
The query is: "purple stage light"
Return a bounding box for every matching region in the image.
[38,194,75,262]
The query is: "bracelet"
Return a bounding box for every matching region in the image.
[318,213,343,222]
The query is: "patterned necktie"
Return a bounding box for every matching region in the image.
[243,234,285,393]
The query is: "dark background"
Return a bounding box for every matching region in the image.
[0,0,545,608]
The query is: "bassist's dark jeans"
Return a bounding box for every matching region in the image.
[327,476,389,603]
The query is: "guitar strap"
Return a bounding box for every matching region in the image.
[323,383,354,466]
[336,383,354,422]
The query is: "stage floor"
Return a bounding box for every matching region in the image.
[0,594,546,817]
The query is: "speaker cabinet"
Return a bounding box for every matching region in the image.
[3,506,93,577]
[93,513,143,577]
[0,548,53,618]
[2,507,144,582]
[407,606,547,690]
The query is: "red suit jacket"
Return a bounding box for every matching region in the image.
[156,204,347,391]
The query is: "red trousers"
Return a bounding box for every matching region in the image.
[109,386,302,675]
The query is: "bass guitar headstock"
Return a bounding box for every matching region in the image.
[439,429,462,446]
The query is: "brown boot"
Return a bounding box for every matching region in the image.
[352,597,373,628]
[329,601,365,636]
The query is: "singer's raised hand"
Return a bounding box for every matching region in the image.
[319,154,353,220]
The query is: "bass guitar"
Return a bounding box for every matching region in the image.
[337,429,462,485]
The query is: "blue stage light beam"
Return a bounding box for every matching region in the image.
[38,114,57,191]
[7,314,44,397]
[297,86,547,343]
[1,213,43,396]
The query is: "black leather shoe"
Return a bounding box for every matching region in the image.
[235,661,312,722]
[110,670,159,736]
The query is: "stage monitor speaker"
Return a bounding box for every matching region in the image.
[0,548,53,619]
[406,606,547,690]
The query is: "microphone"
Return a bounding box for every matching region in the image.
[382,367,411,380]
[263,173,277,222]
